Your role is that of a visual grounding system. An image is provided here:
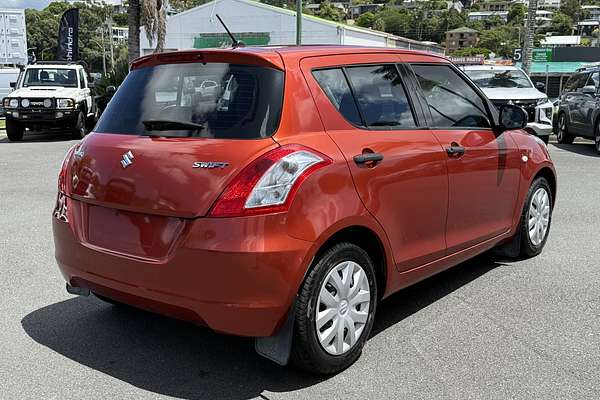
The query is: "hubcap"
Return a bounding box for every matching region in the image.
[315,261,370,356]
[528,188,551,246]
[558,116,565,140]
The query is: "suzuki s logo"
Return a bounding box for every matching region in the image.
[121,150,134,168]
[192,161,229,169]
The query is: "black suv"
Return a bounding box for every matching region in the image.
[556,67,600,153]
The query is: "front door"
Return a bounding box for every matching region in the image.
[411,64,522,253]
[301,55,449,271]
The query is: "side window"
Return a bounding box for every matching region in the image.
[345,65,416,128]
[78,69,86,89]
[412,64,490,129]
[588,72,599,89]
[312,68,362,126]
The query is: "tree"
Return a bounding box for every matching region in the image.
[356,11,376,28]
[169,0,210,12]
[128,0,140,63]
[113,12,128,27]
[451,47,491,58]
[550,12,574,35]
[315,1,345,23]
[507,4,526,25]
[560,0,583,23]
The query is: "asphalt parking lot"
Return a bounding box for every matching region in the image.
[1,131,599,400]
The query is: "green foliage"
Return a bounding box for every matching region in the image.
[451,47,491,58]
[560,0,583,23]
[26,1,115,72]
[477,26,520,58]
[550,12,574,35]
[112,12,128,27]
[95,45,129,97]
[315,1,345,23]
[169,0,211,12]
[507,4,526,25]
[356,11,376,28]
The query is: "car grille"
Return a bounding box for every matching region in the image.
[492,99,536,123]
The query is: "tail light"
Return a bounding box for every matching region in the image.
[58,145,76,193]
[209,144,332,217]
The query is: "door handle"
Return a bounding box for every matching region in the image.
[353,152,384,165]
[446,144,465,157]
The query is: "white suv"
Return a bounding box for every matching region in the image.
[2,62,96,141]
[463,65,554,143]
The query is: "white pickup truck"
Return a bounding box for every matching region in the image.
[1,62,96,141]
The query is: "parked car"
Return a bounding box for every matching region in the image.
[463,65,554,143]
[1,61,96,141]
[53,46,556,374]
[0,67,20,113]
[555,66,600,153]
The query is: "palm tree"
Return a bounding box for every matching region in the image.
[128,0,167,64]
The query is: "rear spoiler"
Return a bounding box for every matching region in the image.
[131,49,284,71]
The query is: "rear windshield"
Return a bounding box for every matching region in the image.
[95,63,284,139]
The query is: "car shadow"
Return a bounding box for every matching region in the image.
[551,142,598,157]
[21,253,505,399]
[0,130,74,143]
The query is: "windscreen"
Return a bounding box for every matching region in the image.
[466,69,532,89]
[23,68,78,87]
[95,63,284,139]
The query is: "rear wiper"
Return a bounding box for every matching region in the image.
[142,119,205,132]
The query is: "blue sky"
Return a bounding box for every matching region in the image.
[0,0,122,10]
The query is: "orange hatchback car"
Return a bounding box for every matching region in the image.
[53,46,556,374]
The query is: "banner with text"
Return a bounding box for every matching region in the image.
[57,8,79,62]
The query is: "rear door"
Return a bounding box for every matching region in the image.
[301,54,449,271]
[578,71,600,137]
[410,63,522,253]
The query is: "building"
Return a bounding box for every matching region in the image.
[140,0,443,56]
[537,0,561,9]
[111,26,128,42]
[479,1,515,12]
[582,5,600,21]
[349,4,383,20]
[467,11,509,22]
[445,27,479,52]
[0,9,27,66]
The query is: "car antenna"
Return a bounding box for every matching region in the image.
[215,14,244,48]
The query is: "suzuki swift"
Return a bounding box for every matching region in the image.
[53,46,556,374]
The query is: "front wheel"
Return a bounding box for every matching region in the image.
[291,242,378,375]
[519,177,553,258]
[71,110,86,140]
[6,120,24,141]
[556,113,574,144]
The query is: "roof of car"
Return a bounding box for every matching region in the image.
[131,46,448,70]
[26,64,82,69]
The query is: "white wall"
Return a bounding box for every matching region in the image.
[140,0,342,54]
[343,28,387,47]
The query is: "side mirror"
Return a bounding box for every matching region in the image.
[498,104,527,132]
[9,82,16,88]
[106,85,116,96]
[535,82,546,92]
[582,85,596,95]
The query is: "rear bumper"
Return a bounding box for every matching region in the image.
[53,198,313,337]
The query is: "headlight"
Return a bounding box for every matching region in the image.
[44,98,53,108]
[57,98,74,109]
[536,98,548,106]
[4,98,18,108]
[21,99,30,107]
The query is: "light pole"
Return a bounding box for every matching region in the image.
[296,0,302,45]
[40,46,52,61]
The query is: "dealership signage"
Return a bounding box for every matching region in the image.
[513,48,552,62]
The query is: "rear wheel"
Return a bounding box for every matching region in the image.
[71,110,86,139]
[519,177,553,258]
[556,113,574,144]
[291,242,377,375]
[6,120,23,141]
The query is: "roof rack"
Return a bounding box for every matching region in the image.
[32,60,84,66]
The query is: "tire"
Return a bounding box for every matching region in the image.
[71,110,86,139]
[595,120,600,155]
[519,177,553,258]
[291,242,378,375]
[556,113,574,144]
[5,120,24,142]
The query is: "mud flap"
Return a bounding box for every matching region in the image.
[493,229,521,259]
[255,301,295,366]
